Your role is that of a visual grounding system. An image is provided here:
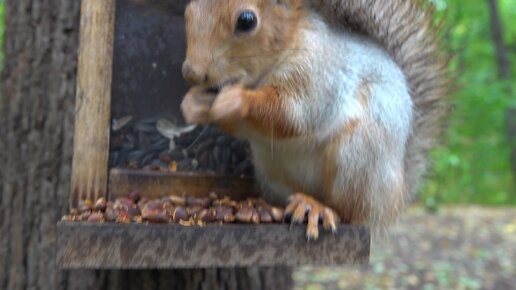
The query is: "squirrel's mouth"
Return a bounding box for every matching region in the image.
[206,77,240,95]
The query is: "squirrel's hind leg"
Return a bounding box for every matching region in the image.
[285,193,340,240]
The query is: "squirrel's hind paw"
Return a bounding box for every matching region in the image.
[285,193,340,240]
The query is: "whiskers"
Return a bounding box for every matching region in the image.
[185,125,210,151]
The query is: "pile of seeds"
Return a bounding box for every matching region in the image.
[62,192,285,225]
[109,117,254,176]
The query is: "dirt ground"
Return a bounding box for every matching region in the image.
[293,206,516,290]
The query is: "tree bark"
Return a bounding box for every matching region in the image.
[486,0,516,175]
[487,0,510,80]
[0,1,292,289]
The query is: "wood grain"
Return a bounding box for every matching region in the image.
[70,0,116,207]
[57,222,370,269]
[109,169,258,201]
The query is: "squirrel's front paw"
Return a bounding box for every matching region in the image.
[209,86,249,127]
[285,193,340,240]
[181,87,216,124]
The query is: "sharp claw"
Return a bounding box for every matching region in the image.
[306,227,319,241]
[284,199,299,216]
[307,232,317,242]
[292,203,307,223]
[285,202,296,229]
[323,208,338,234]
[286,193,340,240]
[330,221,337,234]
[307,208,320,240]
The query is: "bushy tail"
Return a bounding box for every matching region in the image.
[313,0,450,198]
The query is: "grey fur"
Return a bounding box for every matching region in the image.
[311,0,450,199]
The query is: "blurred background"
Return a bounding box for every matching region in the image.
[0,0,514,289]
[296,0,516,289]
[422,0,515,208]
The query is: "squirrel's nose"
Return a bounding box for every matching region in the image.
[182,60,208,85]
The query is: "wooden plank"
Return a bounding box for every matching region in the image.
[109,169,258,201]
[57,222,370,269]
[70,0,116,207]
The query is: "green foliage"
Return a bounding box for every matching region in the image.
[422,0,516,206]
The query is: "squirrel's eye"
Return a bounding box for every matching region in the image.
[235,10,257,34]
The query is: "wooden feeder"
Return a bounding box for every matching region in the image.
[57,0,370,269]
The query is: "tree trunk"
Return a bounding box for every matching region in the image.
[486,0,516,175]
[0,1,292,289]
[487,0,510,80]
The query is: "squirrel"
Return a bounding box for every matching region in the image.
[180,0,449,239]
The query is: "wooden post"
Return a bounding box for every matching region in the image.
[70,0,116,207]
